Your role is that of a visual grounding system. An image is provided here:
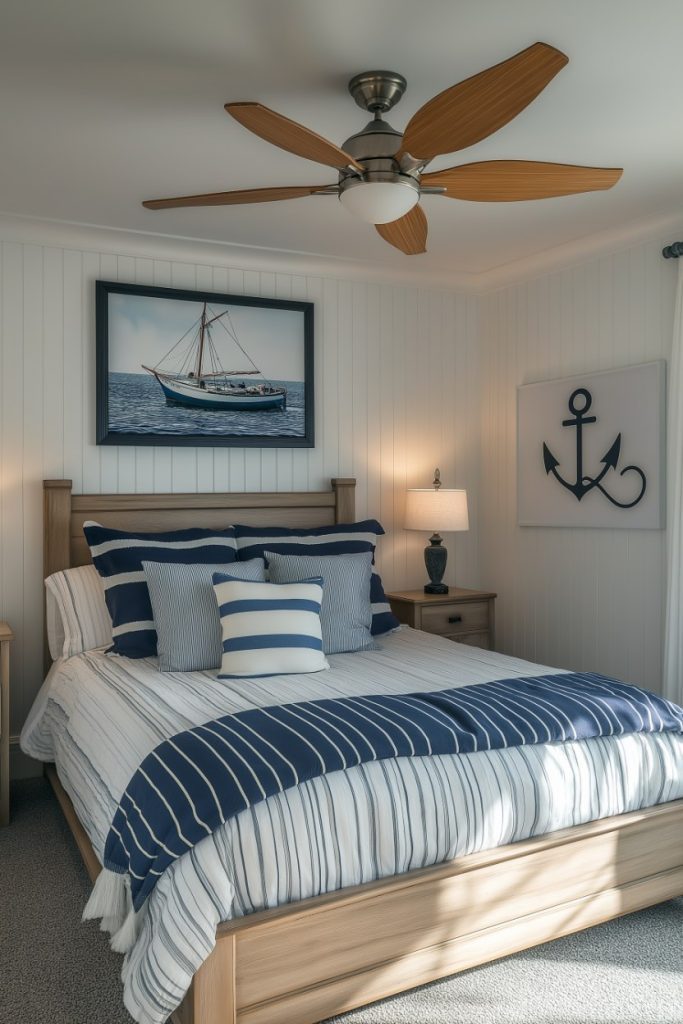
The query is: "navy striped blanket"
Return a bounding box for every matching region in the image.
[103,672,683,911]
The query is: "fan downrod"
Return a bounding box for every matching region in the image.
[348,71,407,114]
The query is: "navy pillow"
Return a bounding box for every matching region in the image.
[233,520,400,636]
[83,521,238,658]
[370,572,400,636]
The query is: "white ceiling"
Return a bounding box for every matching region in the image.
[2,0,683,275]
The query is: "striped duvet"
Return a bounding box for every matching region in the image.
[21,628,683,1024]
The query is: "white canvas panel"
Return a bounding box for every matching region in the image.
[517,361,665,529]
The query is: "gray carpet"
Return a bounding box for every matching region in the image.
[1,779,681,1024]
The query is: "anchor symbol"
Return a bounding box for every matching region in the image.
[542,388,646,508]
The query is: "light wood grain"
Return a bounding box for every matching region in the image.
[225,103,363,172]
[397,42,568,162]
[388,588,496,649]
[194,799,683,1024]
[421,161,623,202]
[143,186,330,211]
[45,765,101,881]
[375,205,427,256]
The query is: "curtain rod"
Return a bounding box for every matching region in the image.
[663,242,683,258]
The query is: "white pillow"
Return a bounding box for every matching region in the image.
[213,573,329,679]
[45,564,112,660]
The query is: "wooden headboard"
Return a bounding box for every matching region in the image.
[43,478,356,579]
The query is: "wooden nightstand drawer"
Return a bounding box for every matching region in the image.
[386,588,497,652]
[421,600,489,637]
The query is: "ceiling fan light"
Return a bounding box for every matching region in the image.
[339,180,419,224]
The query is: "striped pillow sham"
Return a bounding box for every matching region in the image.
[45,564,112,660]
[265,550,376,654]
[213,574,329,678]
[370,572,400,636]
[233,520,400,636]
[83,521,238,658]
[143,558,266,672]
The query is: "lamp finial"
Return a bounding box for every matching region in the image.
[432,468,441,491]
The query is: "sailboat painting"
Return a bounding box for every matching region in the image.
[96,281,314,447]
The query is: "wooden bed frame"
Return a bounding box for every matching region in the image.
[43,479,683,1024]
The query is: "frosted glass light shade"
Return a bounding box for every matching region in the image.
[405,488,469,533]
[339,181,419,224]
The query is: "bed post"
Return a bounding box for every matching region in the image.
[175,935,237,1024]
[43,480,72,670]
[44,480,73,577]
[331,478,355,523]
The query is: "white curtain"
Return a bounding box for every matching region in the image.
[663,259,683,705]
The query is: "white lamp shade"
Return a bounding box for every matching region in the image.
[339,181,420,224]
[405,488,469,532]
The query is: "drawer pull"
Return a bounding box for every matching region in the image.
[448,614,463,624]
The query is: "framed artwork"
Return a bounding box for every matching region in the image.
[517,360,665,529]
[96,281,314,447]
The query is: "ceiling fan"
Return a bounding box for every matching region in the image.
[142,42,622,256]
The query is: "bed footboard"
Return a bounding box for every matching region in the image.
[173,798,683,1024]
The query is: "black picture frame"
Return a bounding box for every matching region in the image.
[96,280,314,448]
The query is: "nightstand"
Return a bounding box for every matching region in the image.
[387,588,496,650]
[0,622,13,826]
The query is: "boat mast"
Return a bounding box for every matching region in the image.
[195,303,207,379]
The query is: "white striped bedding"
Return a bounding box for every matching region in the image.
[20,628,683,1024]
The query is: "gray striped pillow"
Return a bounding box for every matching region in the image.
[143,558,266,672]
[265,550,377,655]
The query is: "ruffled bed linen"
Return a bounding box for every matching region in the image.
[21,629,683,1024]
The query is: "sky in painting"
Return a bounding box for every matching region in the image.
[108,292,305,381]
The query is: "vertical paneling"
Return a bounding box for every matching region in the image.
[0,224,478,740]
[480,237,676,692]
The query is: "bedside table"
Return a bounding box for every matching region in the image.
[387,588,496,650]
[0,622,13,826]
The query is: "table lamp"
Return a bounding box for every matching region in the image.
[405,470,469,594]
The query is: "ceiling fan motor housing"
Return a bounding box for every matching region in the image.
[341,76,421,222]
[347,70,407,114]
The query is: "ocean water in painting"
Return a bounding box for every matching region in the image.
[109,372,305,438]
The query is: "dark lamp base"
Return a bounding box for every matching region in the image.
[424,581,449,595]
[423,533,448,595]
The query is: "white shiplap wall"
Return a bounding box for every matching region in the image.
[1,223,480,738]
[479,237,677,692]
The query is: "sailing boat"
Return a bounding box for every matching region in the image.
[142,303,286,411]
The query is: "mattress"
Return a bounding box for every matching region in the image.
[21,628,683,1024]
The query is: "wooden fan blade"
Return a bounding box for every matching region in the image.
[226,102,364,171]
[142,185,331,210]
[398,42,568,163]
[422,161,623,201]
[375,205,428,255]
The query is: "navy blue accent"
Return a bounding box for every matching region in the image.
[103,671,683,909]
[370,573,400,635]
[224,634,324,652]
[235,519,385,562]
[84,522,237,658]
[218,598,323,616]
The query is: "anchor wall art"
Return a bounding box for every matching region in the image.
[517,361,665,529]
[96,281,314,448]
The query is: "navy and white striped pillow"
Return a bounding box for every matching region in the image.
[265,550,376,654]
[83,521,238,658]
[213,573,328,678]
[233,520,400,636]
